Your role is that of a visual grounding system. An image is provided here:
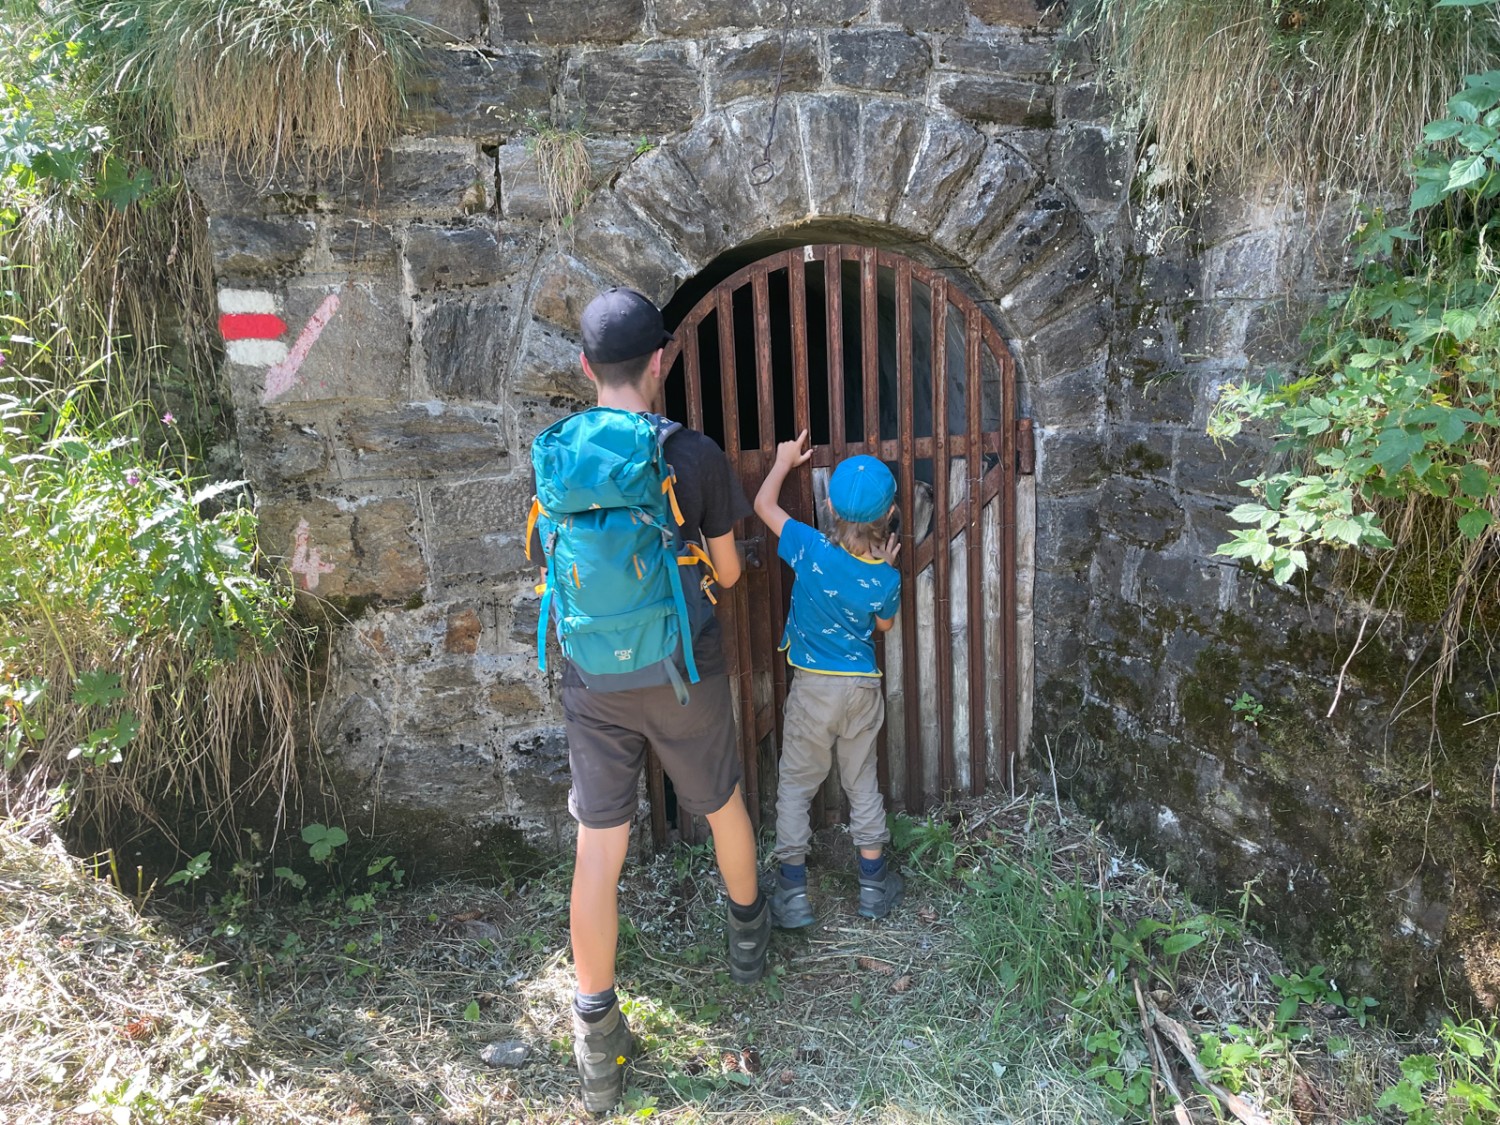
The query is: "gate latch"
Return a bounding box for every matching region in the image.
[740,535,765,570]
[1016,418,1035,476]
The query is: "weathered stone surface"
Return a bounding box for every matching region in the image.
[827,30,931,97]
[499,726,571,810]
[331,143,487,218]
[446,606,483,654]
[570,192,693,303]
[671,101,809,250]
[257,280,409,406]
[430,532,531,596]
[380,0,482,41]
[1110,355,1199,428]
[1206,229,1293,299]
[497,137,643,222]
[1133,551,1225,613]
[1035,426,1108,495]
[563,44,703,134]
[339,403,508,480]
[797,95,861,218]
[479,1041,531,1068]
[488,0,643,45]
[403,46,553,137]
[1055,126,1131,212]
[615,146,722,267]
[938,34,1054,77]
[237,407,333,487]
[259,494,427,602]
[969,0,1065,27]
[1026,362,1105,429]
[931,142,1039,260]
[1244,298,1315,365]
[416,293,521,401]
[511,318,594,408]
[427,472,536,542]
[937,74,1054,128]
[1056,80,1113,124]
[1033,498,1098,571]
[655,0,862,35]
[1013,299,1110,381]
[996,230,1101,335]
[1097,477,1184,550]
[853,100,926,224]
[888,114,986,236]
[1173,431,1270,500]
[970,189,1082,292]
[709,31,822,105]
[530,254,605,329]
[404,224,534,291]
[874,0,966,29]
[207,216,313,281]
[330,221,399,267]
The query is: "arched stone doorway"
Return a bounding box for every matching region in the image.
[642,245,1027,848]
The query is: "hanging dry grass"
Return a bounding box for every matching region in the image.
[529,126,592,235]
[1078,0,1500,195]
[127,0,419,176]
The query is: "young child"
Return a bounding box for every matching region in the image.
[754,431,904,926]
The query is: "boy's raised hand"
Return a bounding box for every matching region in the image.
[775,429,812,471]
[870,532,901,566]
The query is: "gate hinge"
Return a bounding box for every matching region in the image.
[1016,417,1035,475]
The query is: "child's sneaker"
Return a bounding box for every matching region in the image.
[770,878,815,929]
[572,1002,636,1115]
[857,864,904,920]
[726,897,771,983]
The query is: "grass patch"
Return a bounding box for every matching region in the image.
[1073,0,1500,194]
[7,793,1462,1123]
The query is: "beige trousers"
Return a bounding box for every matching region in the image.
[773,670,889,864]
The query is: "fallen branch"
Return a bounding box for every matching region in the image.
[1134,975,1194,1124]
[1148,1002,1274,1125]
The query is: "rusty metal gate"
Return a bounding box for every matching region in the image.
[649,245,1023,849]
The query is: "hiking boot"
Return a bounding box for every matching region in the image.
[770,878,815,929]
[857,864,904,920]
[726,897,771,984]
[572,1002,636,1115]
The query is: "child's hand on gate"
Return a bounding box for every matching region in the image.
[869,532,901,566]
[775,429,813,472]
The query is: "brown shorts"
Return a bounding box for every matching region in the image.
[560,673,743,829]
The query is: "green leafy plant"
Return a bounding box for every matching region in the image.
[1378,1019,1500,1124]
[300,823,348,864]
[1231,691,1265,726]
[1272,966,1379,1034]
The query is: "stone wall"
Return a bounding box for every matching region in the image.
[194,0,1498,1017]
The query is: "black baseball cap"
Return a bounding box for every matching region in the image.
[580,287,674,364]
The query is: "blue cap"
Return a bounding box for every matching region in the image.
[581,287,674,364]
[828,456,896,523]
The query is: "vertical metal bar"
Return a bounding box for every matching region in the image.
[718,289,761,824]
[683,319,703,432]
[752,270,791,780]
[966,306,987,797]
[860,247,880,450]
[930,278,954,800]
[894,258,923,814]
[998,341,1018,792]
[825,248,847,461]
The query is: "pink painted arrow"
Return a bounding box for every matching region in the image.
[262,291,341,404]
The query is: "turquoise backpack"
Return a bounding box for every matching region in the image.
[526,407,717,702]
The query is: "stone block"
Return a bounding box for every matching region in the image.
[1056,126,1131,212]
[331,142,487,218]
[497,137,645,222]
[403,46,553,137]
[1183,302,1249,363]
[709,31,822,106]
[827,30,931,97]
[874,0,967,29]
[936,74,1054,128]
[655,0,863,35]
[1034,498,1098,571]
[530,254,604,330]
[1244,298,1315,365]
[430,531,532,596]
[672,101,809,248]
[427,473,537,541]
[1097,477,1184,550]
[970,0,1066,28]
[445,606,483,654]
[1112,359,1199,428]
[511,319,595,408]
[1207,229,1293,300]
[338,402,509,480]
[570,192,693,303]
[380,0,482,41]
[937,34,1054,78]
[931,142,1039,261]
[1056,80,1114,124]
[500,726,571,812]
[995,231,1102,335]
[404,223,535,291]
[329,221,399,268]
[1134,551,1224,612]
[415,291,522,401]
[259,493,427,603]
[1026,362,1106,429]
[1109,425,1173,481]
[207,216,313,282]
[971,189,1083,294]
[615,146,724,268]
[563,44,703,135]
[851,101,925,224]
[1036,426,1108,495]
[797,95,861,218]
[488,0,643,45]
[254,279,410,406]
[888,115,987,237]
[1173,430,1270,500]
[237,406,333,487]
[1014,299,1110,381]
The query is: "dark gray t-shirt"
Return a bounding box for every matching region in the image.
[530,421,752,685]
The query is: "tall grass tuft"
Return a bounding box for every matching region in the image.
[114,0,420,176]
[1075,0,1500,194]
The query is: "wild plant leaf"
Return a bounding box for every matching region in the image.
[1457,509,1492,539]
[1162,932,1206,956]
[72,669,124,707]
[1445,153,1488,190]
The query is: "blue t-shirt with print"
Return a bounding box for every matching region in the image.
[776,518,902,677]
